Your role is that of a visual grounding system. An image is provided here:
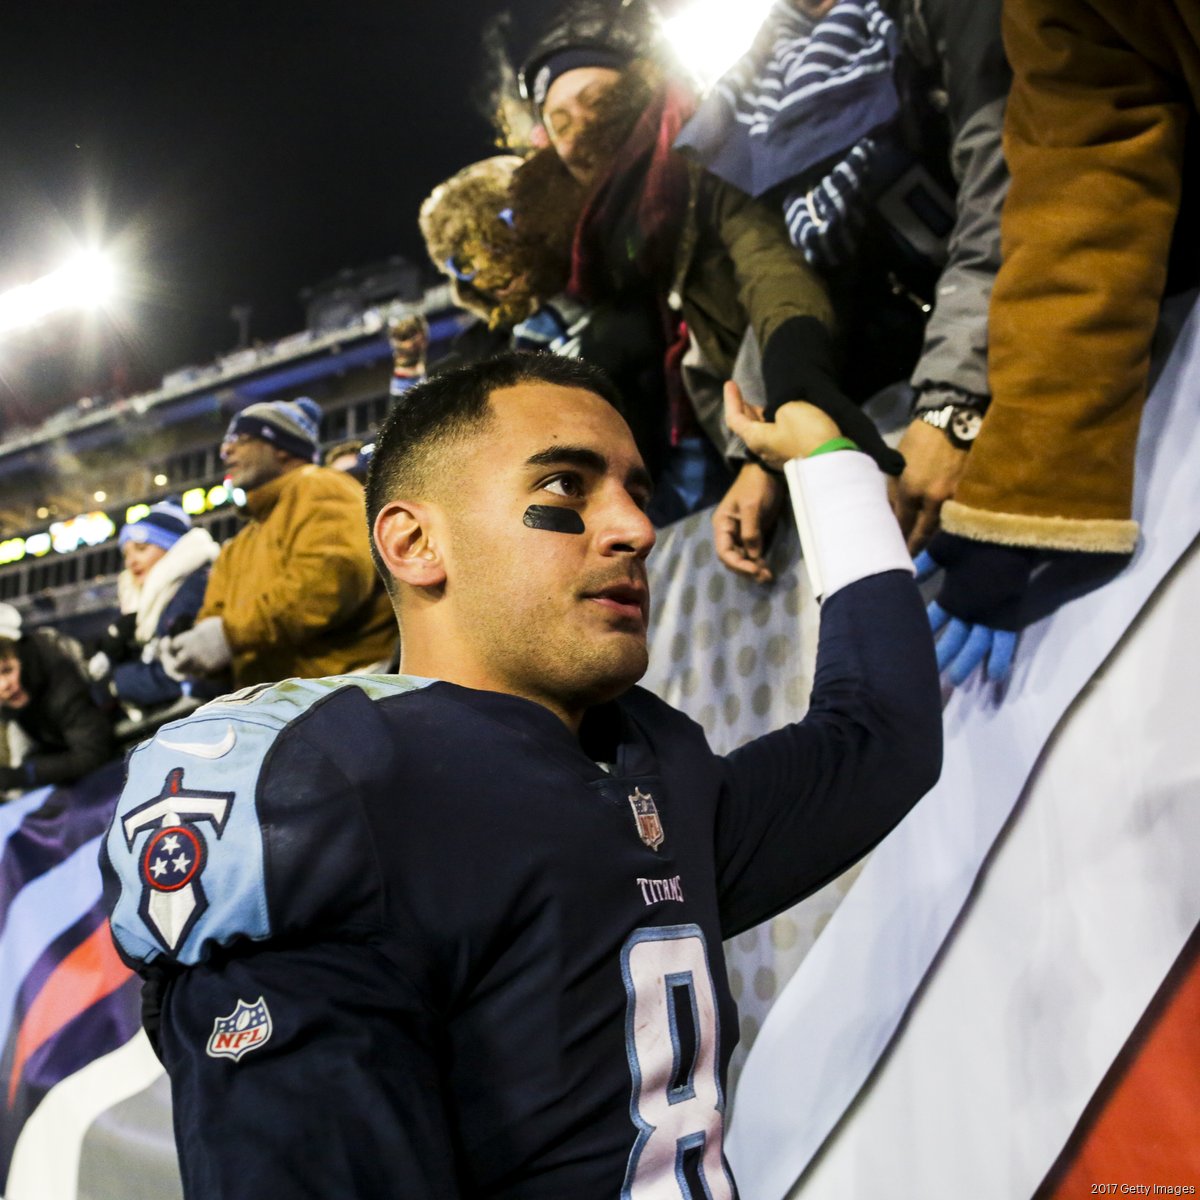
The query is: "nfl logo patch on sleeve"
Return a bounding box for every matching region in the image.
[207,997,273,1061]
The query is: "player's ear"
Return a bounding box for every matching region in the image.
[373,500,446,590]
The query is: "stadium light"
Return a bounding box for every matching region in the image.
[663,0,776,87]
[0,249,117,337]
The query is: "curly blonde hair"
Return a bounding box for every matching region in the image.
[419,156,574,330]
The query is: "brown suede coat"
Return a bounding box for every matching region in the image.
[944,0,1200,552]
[199,465,395,687]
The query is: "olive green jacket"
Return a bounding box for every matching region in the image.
[673,164,835,459]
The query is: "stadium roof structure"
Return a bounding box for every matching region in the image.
[0,282,459,477]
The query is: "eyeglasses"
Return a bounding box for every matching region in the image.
[220,432,259,450]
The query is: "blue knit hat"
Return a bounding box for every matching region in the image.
[120,500,191,552]
[225,397,322,463]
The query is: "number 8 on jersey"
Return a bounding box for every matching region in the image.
[620,924,736,1199]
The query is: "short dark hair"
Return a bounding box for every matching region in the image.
[365,351,625,586]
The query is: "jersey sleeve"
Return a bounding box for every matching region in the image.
[102,677,463,1196]
[713,485,942,935]
[158,937,464,1199]
[101,680,396,970]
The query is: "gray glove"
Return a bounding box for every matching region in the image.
[163,617,232,678]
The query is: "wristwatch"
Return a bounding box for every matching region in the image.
[918,403,983,450]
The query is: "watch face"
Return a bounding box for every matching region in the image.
[949,408,982,444]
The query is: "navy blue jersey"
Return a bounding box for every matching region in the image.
[102,570,940,1198]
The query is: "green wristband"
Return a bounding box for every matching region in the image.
[806,436,859,458]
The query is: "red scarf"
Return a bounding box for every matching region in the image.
[568,83,697,441]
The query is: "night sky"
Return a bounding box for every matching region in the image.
[0,0,650,420]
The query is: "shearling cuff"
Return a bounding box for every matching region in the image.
[941,500,1140,554]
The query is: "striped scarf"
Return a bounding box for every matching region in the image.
[676,0,902,267]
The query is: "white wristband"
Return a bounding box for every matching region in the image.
[783,451,913,601]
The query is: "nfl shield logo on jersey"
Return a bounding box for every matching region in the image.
[206,996,273,1062]
[628,787,664,851]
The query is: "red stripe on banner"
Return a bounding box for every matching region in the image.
[1039,924,1200,1198]
[6,921,133,1108]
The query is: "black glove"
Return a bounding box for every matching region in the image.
[918,533,1132,687]
[98,612,138,663]
[163,611,195,639]
[925,532,1132,631]
[761,315,905,476]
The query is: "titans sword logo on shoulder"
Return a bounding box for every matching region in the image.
[121,766,235,953]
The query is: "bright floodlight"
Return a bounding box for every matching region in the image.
[664,0,776,87]
[0,250,117,336]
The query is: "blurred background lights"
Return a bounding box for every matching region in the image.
[50,511,115,554]
[0,249,117,337]
[181,488,207,516]
[663,0,776,87]
[181,482,243,516]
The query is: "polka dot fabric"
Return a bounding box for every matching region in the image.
[643,508,867,1090]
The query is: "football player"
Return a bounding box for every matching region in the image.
[102,352,941,1198]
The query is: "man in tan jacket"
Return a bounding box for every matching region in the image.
[164,398,395,689]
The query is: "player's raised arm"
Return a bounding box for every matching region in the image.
[715,385,943,936]
[100,681,465,1199]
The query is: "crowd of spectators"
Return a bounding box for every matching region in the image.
[1,394,403,799]
[2,0,1197,801]
[419,0,1198,678]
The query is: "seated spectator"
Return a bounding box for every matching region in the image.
[163,398,395,689]
[388,312,430,397]
[324,438,369,479]
[89,500,220,712]
[0,603,115,795]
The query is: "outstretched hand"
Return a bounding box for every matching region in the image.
[712,462,784,583]
[890,418,969,554]
[723,382,841,469]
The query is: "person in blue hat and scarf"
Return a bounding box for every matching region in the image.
[89,499,220,712]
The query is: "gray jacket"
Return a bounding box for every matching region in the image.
[904,0,1010,410]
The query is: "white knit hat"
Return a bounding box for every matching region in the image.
[0,603,22,641]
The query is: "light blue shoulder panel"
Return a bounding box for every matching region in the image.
[105,673,432,967]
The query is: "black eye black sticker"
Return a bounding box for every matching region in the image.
[523,505,585,535]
